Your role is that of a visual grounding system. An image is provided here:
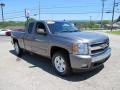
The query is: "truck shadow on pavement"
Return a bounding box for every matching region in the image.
[9,50,104,82]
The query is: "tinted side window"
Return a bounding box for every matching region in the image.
[28,22,34,34]
[36,22,46,34]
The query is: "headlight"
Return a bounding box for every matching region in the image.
[72,43,89,55]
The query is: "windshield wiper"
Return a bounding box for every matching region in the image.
[72,30,80,32]
[61,30,70,32]
[60,30,80,32]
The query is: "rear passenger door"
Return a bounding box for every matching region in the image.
[24,22,34,51]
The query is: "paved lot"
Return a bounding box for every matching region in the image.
[0,33,120,90]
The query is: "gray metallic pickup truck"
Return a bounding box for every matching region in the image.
[11,21,111,76]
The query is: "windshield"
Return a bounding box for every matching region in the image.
[47,22,80,33]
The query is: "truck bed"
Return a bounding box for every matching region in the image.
[11,29,26,49]
[11,29,25,39]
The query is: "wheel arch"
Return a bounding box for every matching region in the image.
[50,46,70,58]
[12,38,18,44]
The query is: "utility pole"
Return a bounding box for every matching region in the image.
[111,0,116,32]
[101,0,106,28]
[0,2,5,22]
[90,16,92,29]
[38,0,40,20]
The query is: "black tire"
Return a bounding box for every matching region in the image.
[52,51,71,76]
[14,42,23,56]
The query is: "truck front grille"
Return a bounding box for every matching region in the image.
[90,40,109,55]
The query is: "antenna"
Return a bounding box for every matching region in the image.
[39,0,40,20]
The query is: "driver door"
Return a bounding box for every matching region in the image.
[31,22,50,56]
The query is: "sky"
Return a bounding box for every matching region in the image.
[0,0,120,21]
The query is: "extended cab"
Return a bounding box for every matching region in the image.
[11,21,111,75]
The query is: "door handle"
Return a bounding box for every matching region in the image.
[35,39,43,42]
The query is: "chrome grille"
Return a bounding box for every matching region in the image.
[90,40,109,55]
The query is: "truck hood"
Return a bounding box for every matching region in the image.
[53,31,108,43]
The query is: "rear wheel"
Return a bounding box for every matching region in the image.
[14,42,22,56]
[52,51,71,76]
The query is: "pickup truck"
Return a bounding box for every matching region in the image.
[11,21,111,76]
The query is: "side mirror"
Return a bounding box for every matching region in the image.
[37,29,47,35]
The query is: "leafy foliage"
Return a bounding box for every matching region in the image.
[0,21,25,28]
[0,19,110,30]
[116,16,120,22]
[0,18,36,28]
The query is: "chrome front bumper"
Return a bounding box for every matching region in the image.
[70,48,111,70]
[91,48,111,63]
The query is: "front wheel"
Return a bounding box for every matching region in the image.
[52,51,71,76]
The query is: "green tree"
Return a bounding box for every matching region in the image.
[26,18,36,23]
[102,20,110,25]
[25,18,36,26]
[0,21,25,28]
[116,16,120,22]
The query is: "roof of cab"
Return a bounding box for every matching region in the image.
[31,20,69,23]
[28,20,70,25]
